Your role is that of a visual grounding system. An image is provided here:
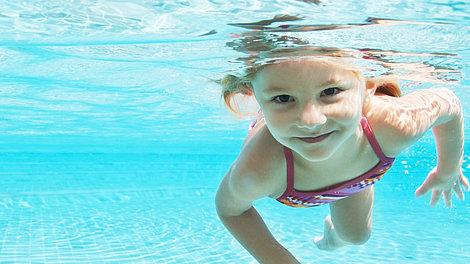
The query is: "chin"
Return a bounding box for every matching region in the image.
[298,147,337,162]
[284,132,342,161]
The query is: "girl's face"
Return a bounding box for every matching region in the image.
[252,59,366,162]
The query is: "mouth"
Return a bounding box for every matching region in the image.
[296,131,334,143]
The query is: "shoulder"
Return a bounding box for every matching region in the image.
[364,88,461,157]
[364,94,420,157]
[216,125,285,215]
[234,125,285,198]
[363,110,403,158]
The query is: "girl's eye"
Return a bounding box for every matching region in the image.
[272,95,293,103]
[321,87,342,97]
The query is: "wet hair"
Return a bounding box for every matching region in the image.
[369,78,401,97]
[217,67,261,114]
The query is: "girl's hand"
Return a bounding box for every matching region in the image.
[415,167,470,207]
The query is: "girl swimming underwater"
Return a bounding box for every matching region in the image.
[215,48,469,264]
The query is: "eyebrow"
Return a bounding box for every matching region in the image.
[319,76,346,87]
[264,76,347,94]
[263,86,289,94]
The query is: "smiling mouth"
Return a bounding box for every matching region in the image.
[296,131,334,143]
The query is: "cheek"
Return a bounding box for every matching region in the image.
[347,96,363,115]
[324,97,362,125]
[262,109,292,136]
[344,96,363,125]
[324,95,363,120]
[263,111,284,129]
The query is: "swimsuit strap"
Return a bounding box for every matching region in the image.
[276,147,295,200]
[283,146,295,190]
[360,116,394,162]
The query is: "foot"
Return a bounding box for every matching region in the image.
[313,215,347,251]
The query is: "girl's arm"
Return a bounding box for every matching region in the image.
[215,167,300,264]
[413,90,469,206]
[218,207,300,264]
[429,96,463,175]
[369,88,469,206]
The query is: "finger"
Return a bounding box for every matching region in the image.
[430,189,441,207]
[443,189,452,208]
[461,175,470,192]
[453,182,465,201]
[415,180,432,197]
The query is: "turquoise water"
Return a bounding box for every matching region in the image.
[0,0,469,263]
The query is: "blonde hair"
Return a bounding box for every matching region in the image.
[369,77,402,97]
[217,66,263,114]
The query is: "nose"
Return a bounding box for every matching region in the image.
[298,102,327,129]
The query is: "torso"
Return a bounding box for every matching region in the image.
[268,141,382,199]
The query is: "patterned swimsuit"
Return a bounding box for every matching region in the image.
[276,117,395,208]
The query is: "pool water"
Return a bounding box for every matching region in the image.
[0,1,469,263]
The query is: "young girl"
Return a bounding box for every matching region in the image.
[215,48,468,264]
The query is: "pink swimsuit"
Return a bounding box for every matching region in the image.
[276,117,395,208]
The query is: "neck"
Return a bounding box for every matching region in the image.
[292,124,365,173]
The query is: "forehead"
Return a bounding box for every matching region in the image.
[253,59,360,89]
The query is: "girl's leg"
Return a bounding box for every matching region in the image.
[314,186,374,250]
